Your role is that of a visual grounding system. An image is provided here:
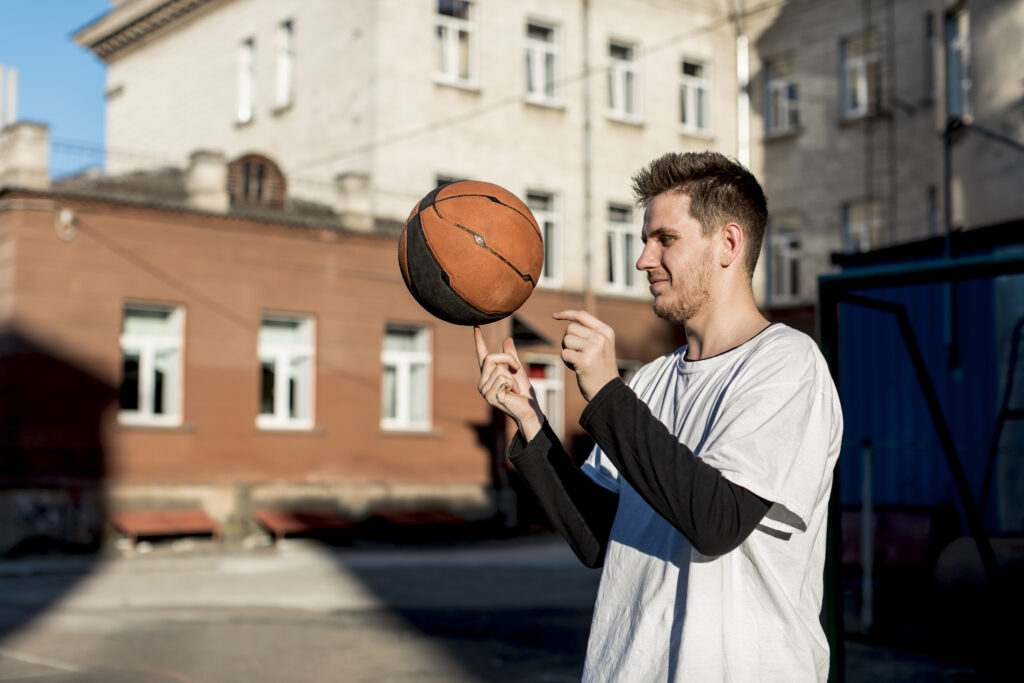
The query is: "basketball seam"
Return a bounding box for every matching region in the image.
[448,221,537,285]
[431,192,543,241]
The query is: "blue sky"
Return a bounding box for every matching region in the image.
[0,1,111,178]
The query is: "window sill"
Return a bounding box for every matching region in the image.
[524,97,566,112]
[606,113,644,127]
[257,425,326,436]
[838,111,882,126]
[433,76,481,94]
[117,420,195,433]
[764,127,802,142]
[380,426,443,437]
[678,127,714,141]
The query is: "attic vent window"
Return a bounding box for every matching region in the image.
[228,154,286,208]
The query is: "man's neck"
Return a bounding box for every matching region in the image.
[682,294,769,361]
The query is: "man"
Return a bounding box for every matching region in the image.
[475,151,842,682]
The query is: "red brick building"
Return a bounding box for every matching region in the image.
[0,128,679,551]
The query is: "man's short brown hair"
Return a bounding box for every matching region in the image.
[632,151,768,277]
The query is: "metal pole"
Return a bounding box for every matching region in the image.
[860,439,874,631]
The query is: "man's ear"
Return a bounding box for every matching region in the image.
[719,222,744,268]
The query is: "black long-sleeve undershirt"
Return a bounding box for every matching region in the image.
[508,378,771,567]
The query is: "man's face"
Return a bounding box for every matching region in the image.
[636,193,716,325]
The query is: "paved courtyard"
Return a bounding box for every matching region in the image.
[0,535,1010,682]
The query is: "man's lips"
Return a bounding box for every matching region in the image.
[648,277,669,292]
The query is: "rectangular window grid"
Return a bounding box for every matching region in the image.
[237,37,256,123]
[525,21,560,105]
[607,41,640,121]
[527,190,559,287]
[381,325,432,431]
[842,200,882,253]
[435,0,475,86]
[275,20,295,110]
[605,203,641,293]
[679,59,710,135]
[258,314,314,430]
[119,303,184,426]
[765,55,799,135]
[841,30,880,119]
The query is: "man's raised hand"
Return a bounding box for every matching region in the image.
[474,326,543,441]
[553,310,620,402]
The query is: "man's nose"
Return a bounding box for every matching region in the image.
[636,239,658,271]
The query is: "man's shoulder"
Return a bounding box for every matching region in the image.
[741,324,830,382]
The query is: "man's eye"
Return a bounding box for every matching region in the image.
[659,237,675,246]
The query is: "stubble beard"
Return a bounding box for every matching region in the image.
[651,244,714,325]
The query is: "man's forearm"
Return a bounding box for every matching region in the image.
[581,379,771,556]
[508,421,619,568]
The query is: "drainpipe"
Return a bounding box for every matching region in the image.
[582,0,595,312]
[735,2,750,168]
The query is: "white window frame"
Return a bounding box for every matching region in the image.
[605,203,643,295]
[767,219,801,305]
[840,31,879,119]
[527,190,561,288]
[274,20,295,111]
[525,20,561,106]
[526,355,563,439]
[434,0,477,88]
[607,40,641,122]
[237,37,257,124]
[119,303,184,427]
[765,56,799,135]
[679,58,711,136]
[381,324,432,432]
[842,199,882,253]
[257,313,315,431]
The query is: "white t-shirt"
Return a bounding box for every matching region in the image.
[582,324,843,682]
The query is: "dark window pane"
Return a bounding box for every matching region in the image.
[260,361,275,415]
[120,354,140,411]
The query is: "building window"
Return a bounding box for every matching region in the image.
[382,325,431,431]
[765,54,799,135]
[237,37,256,124]
[679,59,710,135]
[527,190,560,287]
[607,41,640,121]
[275,20,295,111]
[435,0,475,87]
[527,357,563,438]
[840,30,880,119]
[605,203,641,293]
[258,314,314,430]
[766,219,801,305]
[842,199,882,253]
[525,21,560,105]
[945,7,970,121]
[119,303,184,426]
[228,154,287,208]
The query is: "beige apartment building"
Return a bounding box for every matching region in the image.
[75,0,743,300]
[743,0,1024,307]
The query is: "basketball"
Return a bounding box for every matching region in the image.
[398,180,544,326]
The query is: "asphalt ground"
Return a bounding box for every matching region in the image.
[0,535,1015,682]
